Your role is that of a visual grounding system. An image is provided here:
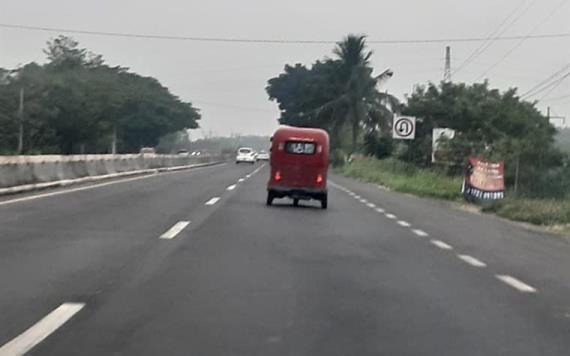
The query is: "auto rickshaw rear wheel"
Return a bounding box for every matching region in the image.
[293,198,299,206]
[266,192,274,206]
[320,195,328,209]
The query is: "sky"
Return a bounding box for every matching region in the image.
[1,0,569,138]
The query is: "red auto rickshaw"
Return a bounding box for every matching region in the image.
[266,126,329,209]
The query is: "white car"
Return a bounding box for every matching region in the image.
[236,147,256,164]
[256,150,270,161]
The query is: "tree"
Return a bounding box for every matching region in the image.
[266,34,398,155]
[403,81,563,196]
[0,36,201,154]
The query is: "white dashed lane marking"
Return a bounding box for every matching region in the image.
[397,220,411,227]
[457,254,487,268]
[496,275,537,293]
[326,182,541,297]
[412,229,429,237]
[430,239,453,250]
[238,178,245,182]
[226,184,237,191]
[0,303,85,356]
[160,221,190,240]
[205,197,220,206]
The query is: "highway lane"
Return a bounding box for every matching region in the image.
[1,164,570,355]
[0,162,262,351]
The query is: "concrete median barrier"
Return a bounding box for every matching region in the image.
[0,154,223,195]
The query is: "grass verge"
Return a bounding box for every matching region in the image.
[339,157,570,227]
[338,158,462,200]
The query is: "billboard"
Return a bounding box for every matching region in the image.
[462,156,505,201]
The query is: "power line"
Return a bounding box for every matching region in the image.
[520,63,570,98]
[477,0,568,80]
[542,93,570,102]
[193,100,276,113]
[538,72,570,101]
[453,0,532,75]
[1,23,570,45]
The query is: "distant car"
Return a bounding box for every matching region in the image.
[177,149,190,156]
[140,147,156,155]
[236,147,256,164]
[256,150,270,161]
[191,151,201,156]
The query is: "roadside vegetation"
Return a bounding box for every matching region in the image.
[266,34,570,227]
[339,158,461,200]
[0,36,200,154]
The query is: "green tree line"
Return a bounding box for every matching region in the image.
[266,34,568,198]
[0,36,200,154]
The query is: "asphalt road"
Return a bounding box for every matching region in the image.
[1,162,570,355]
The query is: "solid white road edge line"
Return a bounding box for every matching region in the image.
[397,220,411,227]
[0,303,85,356]
[430,239,453,250]
[226,184,237,191]
[205,197,220,206]
[385,213,397,219]
[457,254,487,267]
[0,163,225,207]
[496,275,537,293]
[160,221,191,240]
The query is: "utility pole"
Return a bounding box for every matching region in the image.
[111,124,117,154]
[444,46,451,82]
[546,106,566,126]
[17,88,24,154]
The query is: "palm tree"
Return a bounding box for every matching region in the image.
[314,35,398,156]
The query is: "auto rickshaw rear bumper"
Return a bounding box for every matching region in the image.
[267,186,327,200]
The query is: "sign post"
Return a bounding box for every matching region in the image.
[392,116,416,140]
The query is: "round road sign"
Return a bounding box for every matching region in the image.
[393,117,415,139]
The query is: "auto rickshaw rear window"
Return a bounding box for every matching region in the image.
[285,141,316,155]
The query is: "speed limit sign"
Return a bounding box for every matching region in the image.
[392,116,416,140]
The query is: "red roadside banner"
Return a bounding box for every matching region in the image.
[463,156,505,200]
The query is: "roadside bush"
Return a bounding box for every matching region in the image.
[340,157,462,200]
[482,198,570,225]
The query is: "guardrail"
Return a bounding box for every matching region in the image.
[0,154,222,194]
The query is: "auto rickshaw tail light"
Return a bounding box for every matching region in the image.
[274,171,282,182]
[316,174,323,184]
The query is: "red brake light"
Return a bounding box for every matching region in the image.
[274,171,282,182]
[316,174,323,184]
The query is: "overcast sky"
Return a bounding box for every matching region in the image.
[1,0,569,138]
